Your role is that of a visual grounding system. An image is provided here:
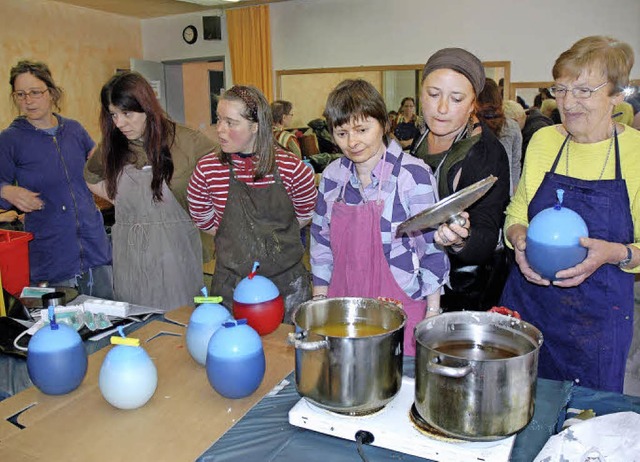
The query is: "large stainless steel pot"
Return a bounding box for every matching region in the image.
[289,297,406,415]
[415,311,543,441]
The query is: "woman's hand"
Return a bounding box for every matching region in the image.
[508,224,551,286]
[553,237,621,287]
[434,212,470,250]
[0,185,44,213]
[0,210,19,223]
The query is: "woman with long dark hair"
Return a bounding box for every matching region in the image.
[84,71,216,311]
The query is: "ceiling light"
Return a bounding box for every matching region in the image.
[175,0,240,5]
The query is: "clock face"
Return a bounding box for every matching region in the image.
[183,25,198,45]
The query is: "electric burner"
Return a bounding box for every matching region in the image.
[409,404,464,443]
[289,377,516,462]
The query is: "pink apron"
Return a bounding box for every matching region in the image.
[327,157,427,356]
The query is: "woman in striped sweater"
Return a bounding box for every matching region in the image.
[188,86,317,321]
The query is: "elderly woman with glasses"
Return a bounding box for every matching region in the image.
[0,60,113,297]
[500,36,640,392]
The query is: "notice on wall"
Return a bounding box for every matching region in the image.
[150,80,162,100]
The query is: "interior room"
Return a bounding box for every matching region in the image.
[1,1,640,461]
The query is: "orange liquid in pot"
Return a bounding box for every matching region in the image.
[311,323,389,338]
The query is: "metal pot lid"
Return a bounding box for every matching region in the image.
[396,175,497,235]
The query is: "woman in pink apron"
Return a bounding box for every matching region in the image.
[310,79,449,356]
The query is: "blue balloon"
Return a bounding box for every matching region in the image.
[186,302,232,366]
[206,320,265,399]
[526,203,589,280]
[99,345,157,410]
[27,323,87,395]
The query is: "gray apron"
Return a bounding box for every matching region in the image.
[112,165,203,311]
[211,163,311,322]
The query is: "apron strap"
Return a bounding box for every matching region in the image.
[550,134,571,173]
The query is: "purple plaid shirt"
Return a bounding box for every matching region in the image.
[311,140,449,299]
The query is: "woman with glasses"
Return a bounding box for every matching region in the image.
[84,72,216,311]
[500,36,640,392]
[0,60,113,297]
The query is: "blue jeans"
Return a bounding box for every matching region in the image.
[48,265,114,300]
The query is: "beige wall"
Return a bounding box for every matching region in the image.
[280,71,382,129]
[182,61,224,136]
[0,0,142,140]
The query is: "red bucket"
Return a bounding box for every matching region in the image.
[0,230,34,297]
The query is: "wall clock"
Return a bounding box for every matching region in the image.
[182,25,198,45]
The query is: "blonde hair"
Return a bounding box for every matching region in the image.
[503,100,526,121]
[552,36,634,95]
[540,99,557,119]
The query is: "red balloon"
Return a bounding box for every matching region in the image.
[233,296,284,336]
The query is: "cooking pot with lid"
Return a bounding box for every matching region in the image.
[289,297,405,415]
[415,311,543,441]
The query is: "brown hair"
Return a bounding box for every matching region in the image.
[476,78,505,137]
[219,86,275,180]
[552,36,634,94]
[323,79,390,138]
[99,71,176,202]
[9,60,63,112]
[271,100,293,125]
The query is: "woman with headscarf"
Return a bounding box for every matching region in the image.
[500,36,640,392]
[411,48,511,311]
[84,71,216,311]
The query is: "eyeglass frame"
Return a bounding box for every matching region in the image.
[12,88,50,101]
[548,81,608,99]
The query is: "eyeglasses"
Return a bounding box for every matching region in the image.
[549,82,608,99]
[13,88,49,101]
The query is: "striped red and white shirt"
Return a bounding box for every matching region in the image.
[188,148,317,231]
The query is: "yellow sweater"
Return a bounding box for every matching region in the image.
[505,125,640,272]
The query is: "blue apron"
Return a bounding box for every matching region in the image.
[500,131,634,392]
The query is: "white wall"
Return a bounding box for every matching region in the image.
[141,9,233,87]
[270,0,640,82]
[140,0,640,88]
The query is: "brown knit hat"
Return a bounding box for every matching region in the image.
[422,48,486,96]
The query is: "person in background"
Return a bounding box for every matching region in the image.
[311,79,448,355]
[540,98,559,122]
[393,97,420,150]
[0,60,112,298]
[477,78,522,195]
[271,100,302,158]
[500,36,640,393]
[188,86,317,321]
[521,104,554,167]
[412,48,510,311]
[85,71,216,311]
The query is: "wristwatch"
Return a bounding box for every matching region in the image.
[617,244,633,268]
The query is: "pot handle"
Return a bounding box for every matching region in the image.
[286,332,329,351]
[427,358,472,378]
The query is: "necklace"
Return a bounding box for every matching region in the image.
[565,125,615,180]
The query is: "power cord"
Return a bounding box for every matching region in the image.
[355,430,374,462]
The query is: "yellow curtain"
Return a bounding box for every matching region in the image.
[226,5,273,101]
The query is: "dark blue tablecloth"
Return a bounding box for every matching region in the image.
[197,361,573,462]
